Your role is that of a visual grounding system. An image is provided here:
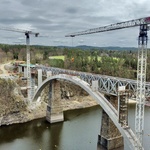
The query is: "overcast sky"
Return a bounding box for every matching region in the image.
[0,0,150,47]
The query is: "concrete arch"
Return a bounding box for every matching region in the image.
[32,74,142,150]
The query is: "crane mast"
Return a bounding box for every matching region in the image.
[66,16,150,149]
[0,27,39,102]
[135,24,148,146]
[25,32,31,102]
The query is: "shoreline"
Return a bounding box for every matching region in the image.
[0,96,98,126]
[1,96,150,126]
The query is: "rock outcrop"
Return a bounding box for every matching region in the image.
[0,78,27,125]
[0,79,97,126]
[41,80,98,111]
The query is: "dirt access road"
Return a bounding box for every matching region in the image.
[0,62,12,77]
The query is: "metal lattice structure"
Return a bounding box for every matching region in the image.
[135,24,148,146]
[65,16,150,37]
[25,31,39,102]
[32,74,144,150]
[25,33,31,101]
[65,16,150,149]
[0,27,39,102]
[36,66,150,98]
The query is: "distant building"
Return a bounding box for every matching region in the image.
[18,64,36,77]
[13,61,25,66]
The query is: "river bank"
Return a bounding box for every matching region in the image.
[28,95,98,122]
[1,104,150,150]
[0,61,99,126]
[0,96,98,126]
[0,76,98,126]
[0,106,103,150]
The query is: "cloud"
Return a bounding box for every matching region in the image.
[0,0,149,47]
[78,39,84,44]
[65,7,78,14]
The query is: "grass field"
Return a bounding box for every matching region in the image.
[49,55,119,62]
[88,56,101,61]
[49,55,65,60]
[49,55,102,61]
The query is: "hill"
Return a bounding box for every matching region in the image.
[58,45,138,51]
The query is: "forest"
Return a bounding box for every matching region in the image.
[0,44,150,81]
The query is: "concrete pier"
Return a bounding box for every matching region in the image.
[98,95,123,149]
[46,80,64,123]
[47,71,52,77]
[38,69,42,87]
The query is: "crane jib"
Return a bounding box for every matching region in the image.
[65,16,150,37]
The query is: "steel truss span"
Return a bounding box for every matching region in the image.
[65,16,150,149]
[37,66,150,98]
[32,74,143,150]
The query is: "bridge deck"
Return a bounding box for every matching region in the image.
[32,74,143,150]
[37,66,150,97]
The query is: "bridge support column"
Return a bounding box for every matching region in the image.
[47,71,52,77]
[98,95,123,149]
[31,74,35,99]
[38,69,42,87]
[46,79,64,123]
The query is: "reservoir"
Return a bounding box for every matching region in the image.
[0,105,150,150]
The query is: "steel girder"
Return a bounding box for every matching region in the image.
[37,66,150,98]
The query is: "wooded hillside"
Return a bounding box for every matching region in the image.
[0,44,150,81]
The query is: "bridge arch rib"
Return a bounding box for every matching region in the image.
[32,74,142,150]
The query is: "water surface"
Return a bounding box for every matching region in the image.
[0,105,150,150]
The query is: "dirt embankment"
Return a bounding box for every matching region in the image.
[0,78,27,125]
[41,80,98,111]
[61,81,98,110]
[0,61,97,126]
[0,78,98,126]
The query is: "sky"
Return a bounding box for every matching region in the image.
[0,0,150,47]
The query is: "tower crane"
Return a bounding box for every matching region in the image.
[0,27,39,102]
[65,16,150,149]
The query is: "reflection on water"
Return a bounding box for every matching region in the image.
[0,105,149,150]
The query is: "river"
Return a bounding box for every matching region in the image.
[0,105,150,150]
